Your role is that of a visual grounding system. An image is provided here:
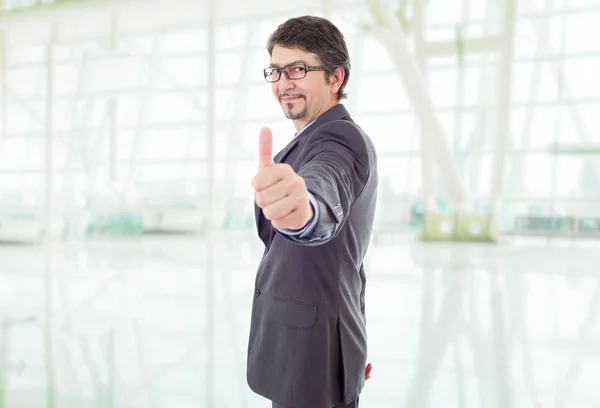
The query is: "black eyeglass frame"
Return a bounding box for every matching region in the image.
[263,62,326,83]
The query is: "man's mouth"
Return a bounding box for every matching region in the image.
[280,94,304,102]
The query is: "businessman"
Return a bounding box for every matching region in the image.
[247,16,378,408]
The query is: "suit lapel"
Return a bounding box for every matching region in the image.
[274,137,301,164]
[273,103,351,164]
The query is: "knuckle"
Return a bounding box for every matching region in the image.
[282,163,296,176]
[297,188,309,202]
[292,175,305,189]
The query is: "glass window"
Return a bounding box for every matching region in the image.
[162,29,207,55]
[155,56,207,89]
[563,57,600,98]
[512,61,559,103]
[555,156,600,198]
[89,56,141,92]
[425,0,464,25]
[515,17,564,59]
[6,66,45,99]
[355,113,419,153]
[505,153,554,196]
[216,21,251,49]
[378,157,422,195]
[6,102,44,134]
[355,73,410,112]
[360,36,394,74]
[510,106,560,149]
[145,93,203,124]
[566,10,600,53]
[6,45,45,66]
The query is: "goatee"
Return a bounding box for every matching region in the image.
[285,104,307,120]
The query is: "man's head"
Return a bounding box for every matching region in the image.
[264,16,351,130]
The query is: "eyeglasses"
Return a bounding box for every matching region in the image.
[263,62,325,83]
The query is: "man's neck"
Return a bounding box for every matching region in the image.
[293,102,338,132]
[293,119,309,132]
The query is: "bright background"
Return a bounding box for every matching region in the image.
[0,0,599,407]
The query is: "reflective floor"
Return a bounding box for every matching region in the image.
[0,232,599,407]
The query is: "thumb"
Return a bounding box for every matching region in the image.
[258,127,273,170]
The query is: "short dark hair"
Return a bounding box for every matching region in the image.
[267,16,351,101]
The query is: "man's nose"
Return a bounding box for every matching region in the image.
[278,74,295,90]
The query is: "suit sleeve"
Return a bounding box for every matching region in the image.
[275,120,371,245]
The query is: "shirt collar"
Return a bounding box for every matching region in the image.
[294,118,317,138]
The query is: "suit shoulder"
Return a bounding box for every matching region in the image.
[311,119,373,153]
[306,119,376,171]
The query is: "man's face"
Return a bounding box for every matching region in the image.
[269,44,336,128]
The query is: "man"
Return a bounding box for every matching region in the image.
[247,15,378,408]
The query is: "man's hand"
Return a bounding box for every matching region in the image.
[252,127,314,230]
[365,362,372,380]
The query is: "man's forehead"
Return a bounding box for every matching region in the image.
[269,59,308,68]
[270,45,318,65]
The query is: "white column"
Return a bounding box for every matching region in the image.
[412,0,436,212]
[44,23,57,408]
[322,0,331,17]
[109,98,117,183]
[109,13,118,183]
[0,317,7,408]
[1,28,6,140]
[44,25,57,240]
[490,0,517,216]
[205,0,216,406]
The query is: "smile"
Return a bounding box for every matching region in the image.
[280,95,304,102]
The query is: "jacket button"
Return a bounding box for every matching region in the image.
[254,288,261,298]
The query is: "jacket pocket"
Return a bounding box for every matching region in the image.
[267,297,318,328]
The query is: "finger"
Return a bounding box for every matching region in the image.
[268,196,311,229]
[263,189,307,224]
[262,195,297,223]
[258,127,273,170]
[254,177,296,208]
[252,163,292,192]
[271,209,308,230]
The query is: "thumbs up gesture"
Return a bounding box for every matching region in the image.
[252,127,314,230]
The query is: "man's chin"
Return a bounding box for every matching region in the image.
[284,109,306,120]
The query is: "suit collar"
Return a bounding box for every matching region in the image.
[299,103,350,138]
[274,103,350,163]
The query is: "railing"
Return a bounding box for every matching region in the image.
[514,215,600,237]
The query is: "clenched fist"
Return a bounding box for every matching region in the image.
[251,127,314,230]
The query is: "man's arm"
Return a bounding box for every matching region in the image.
[276,192,335,242]
[275,120,371,245]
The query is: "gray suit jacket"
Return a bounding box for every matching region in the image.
[247,104,378,408]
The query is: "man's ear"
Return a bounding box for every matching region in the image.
[328,67,345,94]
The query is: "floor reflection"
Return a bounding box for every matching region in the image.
[0,234,598,407]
